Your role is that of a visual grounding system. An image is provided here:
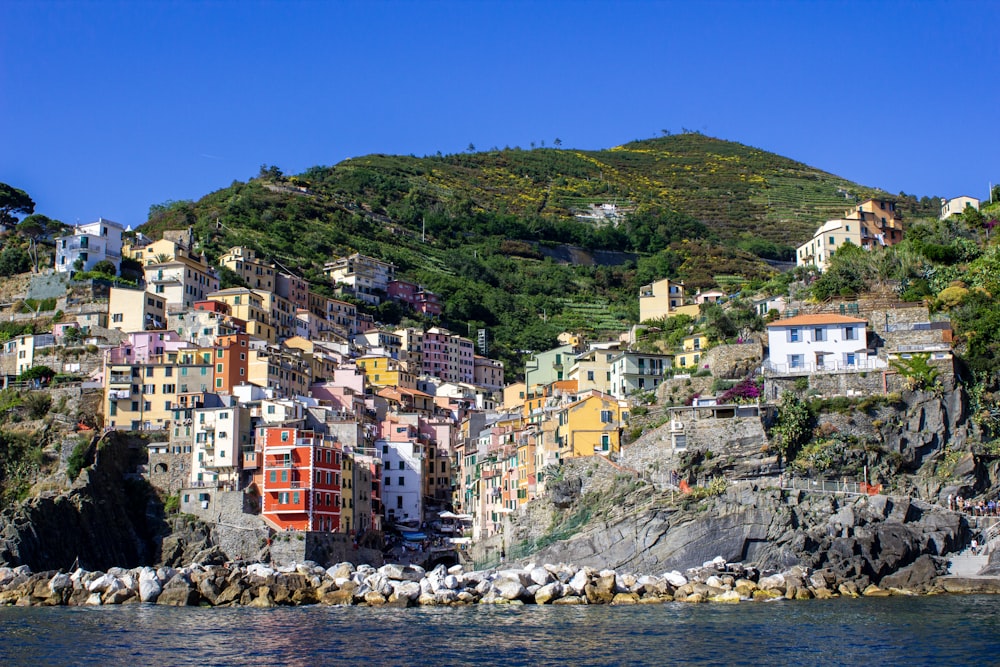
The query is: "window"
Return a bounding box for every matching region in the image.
[398,476,405,486]
[279,492,289,504]
[813,328,825,342]
[396,497,403,509]
[399,461,404,470]
[845,327,857,340]
[281,431,289,442]
[587,371,594,381]
[281,469,288,482]
[789,354,804,369]
[845,353,856,366]
[292,492,299,505]
[789,328,800,342]
[385,477,390,486]
[600,410,613,423]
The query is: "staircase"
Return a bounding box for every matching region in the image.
[948,549,989,577]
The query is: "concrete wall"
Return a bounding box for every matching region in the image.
[269,530,383,568]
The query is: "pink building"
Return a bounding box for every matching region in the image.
[387,280,443,317]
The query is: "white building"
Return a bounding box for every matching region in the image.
[608,351,671,399]
[55,218,124,274]
[190,405,250,489]
[764,313,886,374]
[144,259,219,309]
[323,253,395,305]
[940,196,980,220]
[378,430,423,525]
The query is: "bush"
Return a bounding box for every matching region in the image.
[163,495,180,514]
[66,436,92,481]
[23,392,51,419]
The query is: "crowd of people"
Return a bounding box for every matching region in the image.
[948,494,1000,516]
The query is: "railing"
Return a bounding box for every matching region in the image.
[764,359,885,376]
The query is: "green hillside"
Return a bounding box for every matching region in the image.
[138,133,940,375]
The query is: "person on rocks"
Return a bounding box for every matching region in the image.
[948,494,955,511]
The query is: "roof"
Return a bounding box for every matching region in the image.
[767,314,867,327]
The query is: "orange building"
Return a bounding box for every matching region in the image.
[259,426,342,532]
[213,333,251,393]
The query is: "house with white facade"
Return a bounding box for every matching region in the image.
[190,404,250,490]
[940,196,980,220]
[323,253,395,305]
[764,313,885,374]
[55,218,124,274]
[608,351,672,399]
[377,418,424,525]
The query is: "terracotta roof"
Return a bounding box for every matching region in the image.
[766,313,866,327]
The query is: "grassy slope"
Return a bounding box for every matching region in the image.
[138,133,938,374]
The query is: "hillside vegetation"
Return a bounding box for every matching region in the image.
[134,134,938,373]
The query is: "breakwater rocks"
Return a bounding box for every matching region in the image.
[0,554,983,608]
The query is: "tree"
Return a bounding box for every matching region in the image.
[91,259,117,277]
[770,391,813,465]
[553,138,563,147]
[0,183,35,226]
[17,214,64,273]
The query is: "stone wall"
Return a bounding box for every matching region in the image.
[656,374,713,405]
[705,340,764,380]
[270,530,383,568]
[148,451,191,495]
[179,490,269,562]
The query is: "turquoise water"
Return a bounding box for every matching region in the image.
[1,596,998,666]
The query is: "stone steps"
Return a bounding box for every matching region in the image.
[947,551,988,577]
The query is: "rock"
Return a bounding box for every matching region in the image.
[709,590,741,604]
[534,582,563,604]
[568,569,589,595]
[812,587,836,599]
[612,592,640,604]
[494,578,527,601]
[48,573,72,594]
[838,582,860,598]
[663,571,687,587]
[364,591,386,605]
[584,573,616,604]
[156,576,199,606]
[879,555,940,591]
[529,567,553,586]
[552,595,585,605]
[862,584,891,597]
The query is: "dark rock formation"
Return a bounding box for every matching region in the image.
[0,432,165,571]
[527,483,964,589]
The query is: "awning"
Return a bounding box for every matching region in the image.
[438,510,458,519]
[401,532,428,541]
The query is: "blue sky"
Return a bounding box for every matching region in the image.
[2,1,997,227]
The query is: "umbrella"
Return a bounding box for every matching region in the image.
[438,510,458,519]
[454,513,473,520]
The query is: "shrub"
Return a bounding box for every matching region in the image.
[23,392,51,419]
[66,436,92,481]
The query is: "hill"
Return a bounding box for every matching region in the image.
[138,133,941,373]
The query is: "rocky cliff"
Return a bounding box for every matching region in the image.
[520,479,965,590]
[0,432,163,571]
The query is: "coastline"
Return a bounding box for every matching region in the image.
[2,554,998,609]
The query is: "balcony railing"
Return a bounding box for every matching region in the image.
[764,359,886,376]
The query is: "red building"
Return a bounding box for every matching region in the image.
[259,426,342,532]
[387,280,442,317]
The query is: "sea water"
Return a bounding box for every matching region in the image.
[1,595,998,666]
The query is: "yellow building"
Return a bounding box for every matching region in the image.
[567,345,619,393]
[639,278,700,323]
[206,287,276,343]
[217,246,276,291]
[356,354,417,389]
[674,334,709,369]
[108,287,166,333]
[104,349,214,430]
[554,390,628,459]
